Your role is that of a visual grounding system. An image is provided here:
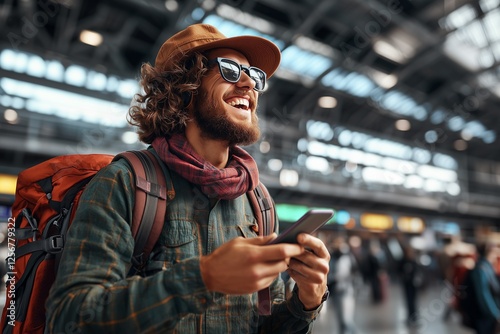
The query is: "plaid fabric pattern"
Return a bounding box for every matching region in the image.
[45,149,321,333]
[152,133,259,199]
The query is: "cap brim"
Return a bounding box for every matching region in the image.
[188,35,281,78]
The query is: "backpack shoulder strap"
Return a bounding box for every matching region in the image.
[247,182,276,237]
[114,150,174,272]
[247,182,276,316]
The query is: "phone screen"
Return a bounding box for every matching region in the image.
[268,209,334,244]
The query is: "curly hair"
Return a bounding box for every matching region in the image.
[128,52,208,144]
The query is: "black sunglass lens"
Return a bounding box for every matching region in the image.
[249,69,265,90]
[219,60,240,82]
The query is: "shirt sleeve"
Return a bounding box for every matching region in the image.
[258,269,322,333]
[45,159,214,333]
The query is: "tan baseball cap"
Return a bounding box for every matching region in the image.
[155,24,281,78]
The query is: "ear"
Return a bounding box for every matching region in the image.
[182,91,193,109]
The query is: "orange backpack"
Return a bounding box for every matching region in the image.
[0,150,275,333]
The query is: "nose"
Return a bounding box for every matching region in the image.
[237,68,256,91]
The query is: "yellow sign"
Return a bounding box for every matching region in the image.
[360,213,393,230]
[0,174,17,195]
[397,216,425,233]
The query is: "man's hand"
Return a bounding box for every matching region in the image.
[288,233,330,310]
[200,234,304,294]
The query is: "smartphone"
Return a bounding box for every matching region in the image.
[268,209,334,244]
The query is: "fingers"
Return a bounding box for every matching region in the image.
[288,256,328,283]
[250,261,289,281]
[244,234,305,261]
[287,234,329,284]
[296,233,330,259]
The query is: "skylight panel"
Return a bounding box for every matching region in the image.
[215,4,275,35]
[480,0,500,13]
[321,69,376,98]
[444,32,482,71]
[478,71,500,99]
[479,49,495,68]
[462,20,489,48]
[484,9,500,42]
[441,4,477,30]
[493,42,500,61]
[0,78,130,127]
[203,14,337,81]
[203,15,284,49]
[378,90,428,120]
[281,46,333,80]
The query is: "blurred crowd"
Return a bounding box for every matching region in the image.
[304,230,500,334]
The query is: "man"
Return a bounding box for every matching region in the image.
[46,24,330,333]
[467,242,500,334]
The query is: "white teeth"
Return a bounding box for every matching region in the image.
[227,98,249,109]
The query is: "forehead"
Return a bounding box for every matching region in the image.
[205,48,249,65]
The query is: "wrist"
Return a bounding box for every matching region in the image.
[295,286,329,311]
[200,255,213,291]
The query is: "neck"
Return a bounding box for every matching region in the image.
[185,125,230,169]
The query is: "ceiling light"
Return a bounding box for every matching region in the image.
[201,0,216,11]
[395,119,411,131]
[461,129,473,141]
[373,40,405,63]
[418,165,458,182]
[4,109,18,124]
[424,130,438,143]
[165,0,179,11]
[454,139,468,151]
[306,120,334,141]
[259,141,270,153]
[318,96,337,108]
[268,159,283,171]
[279,169,300,186]
[373,28,420,64]
[79,30,103,47]
[371,70,398,89]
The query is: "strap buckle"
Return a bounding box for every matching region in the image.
[47,235,64,254]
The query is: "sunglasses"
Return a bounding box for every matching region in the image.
[208,57,267,92]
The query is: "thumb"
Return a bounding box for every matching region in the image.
[248,233,277,245]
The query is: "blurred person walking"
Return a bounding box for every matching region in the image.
[327,236,358,334]
[463,242,500,334]
[398,244,423,326]
[364,240,388,304]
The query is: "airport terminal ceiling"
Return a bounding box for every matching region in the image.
[0,0,500,222]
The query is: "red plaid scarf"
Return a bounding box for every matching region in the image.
[152,134,259,200]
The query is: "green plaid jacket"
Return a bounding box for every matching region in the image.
[45,152,321,333]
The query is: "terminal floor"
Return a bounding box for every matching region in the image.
[0,281,476,333]
[313,281,475,334]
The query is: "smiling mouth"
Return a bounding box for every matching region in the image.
[226,98,250,111]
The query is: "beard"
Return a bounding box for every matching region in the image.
[192,89,261,146]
